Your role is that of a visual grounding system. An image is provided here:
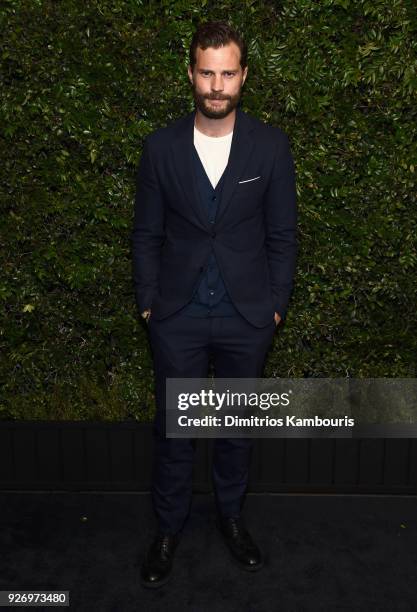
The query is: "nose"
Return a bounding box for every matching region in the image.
[211,74,224,92]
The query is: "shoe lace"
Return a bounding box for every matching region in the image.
[154,534,175,559]
[227,518,253,548]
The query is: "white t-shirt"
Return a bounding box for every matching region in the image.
[193,125,233,189]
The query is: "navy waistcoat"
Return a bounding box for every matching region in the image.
[181,143,239,317]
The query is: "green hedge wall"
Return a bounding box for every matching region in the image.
[1,0,416,420]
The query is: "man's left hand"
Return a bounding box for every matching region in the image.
[274,312,281,326]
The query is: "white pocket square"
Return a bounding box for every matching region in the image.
[238,175,261,184]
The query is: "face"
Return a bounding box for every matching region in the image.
[188,42,248,120]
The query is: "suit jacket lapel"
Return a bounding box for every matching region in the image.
[170,106,255,231]
[170,109,209,231]
[215,107,254,225]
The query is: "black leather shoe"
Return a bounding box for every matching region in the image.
[216,515,264,571]
[140,532,179,588]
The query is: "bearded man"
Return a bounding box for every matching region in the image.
[131,19,298,588]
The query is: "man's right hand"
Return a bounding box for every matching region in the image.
[141,309,151,323]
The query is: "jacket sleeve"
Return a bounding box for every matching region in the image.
[131,136,166,313]
[263,132,298,321]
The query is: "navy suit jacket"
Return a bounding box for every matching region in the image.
[131,106,298,328]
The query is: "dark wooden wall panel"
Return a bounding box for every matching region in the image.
[109,430,134,482]
[309,439,334,485]
[359,439,385,485]
[0,422,415,494]
[13,429,36,481]
[384,439,409,487]
[334,439,359,485]
[408,440,417,486]
[85,429,109,482]
[193,438,209,489]
[0,429,13,481]
[62,429,84,482]
[254,438,286,486]
[284,439,309,484]
[134,427,152,487]
[37,429,61,481]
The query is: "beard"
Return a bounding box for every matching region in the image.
[191,82,242,119]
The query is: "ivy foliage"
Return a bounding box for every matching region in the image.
[1,0,416,420]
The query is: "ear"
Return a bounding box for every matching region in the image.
[187,65,193,84]
[242,66,248,85]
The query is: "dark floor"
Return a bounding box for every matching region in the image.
[0,492,416,611]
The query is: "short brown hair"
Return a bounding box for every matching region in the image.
[189,20,247,71]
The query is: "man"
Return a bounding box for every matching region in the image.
[131,20,297,588]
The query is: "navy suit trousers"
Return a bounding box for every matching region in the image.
[146,308,276,535]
